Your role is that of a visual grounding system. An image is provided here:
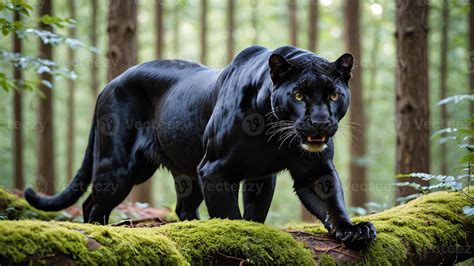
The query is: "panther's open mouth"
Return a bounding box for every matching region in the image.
[300,135,328,153]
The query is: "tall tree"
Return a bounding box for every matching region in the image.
[12,10,23,190]
[200,0,207,63]
[106,0,137,80]
[66,0,76,181]
[251,0,258,44]
[344,0,367,207]
[308,0,318,53]
[288,0,297,46]
[227,0,235,62]
[107,0,148,203]
[90,0,98,98]
[172,3,180,57]
[439,2,449,175]
[37,0,55,195]
[470,0,474,117]
[156,0,164,59]
[395,0,430,198]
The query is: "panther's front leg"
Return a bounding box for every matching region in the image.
[293,161,376,247]
[197,160,242,219]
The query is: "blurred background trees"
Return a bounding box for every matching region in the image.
[0,0,472,226]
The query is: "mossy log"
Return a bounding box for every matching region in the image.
[0,188,472,265]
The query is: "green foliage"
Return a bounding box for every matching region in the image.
[396,96,473,212]
[0,0,91,92]
[0,187,60,221]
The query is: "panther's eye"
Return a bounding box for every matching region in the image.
[330,93,341,101]
[294,92,304,101]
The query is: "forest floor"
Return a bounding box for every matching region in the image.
[0,187,473,265]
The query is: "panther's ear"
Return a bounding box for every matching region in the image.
[334,53,353,83]
[269,53,291,82]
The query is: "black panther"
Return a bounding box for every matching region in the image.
[25,45,376,246]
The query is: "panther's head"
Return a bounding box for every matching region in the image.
[268,50,353,153]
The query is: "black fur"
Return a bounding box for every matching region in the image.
[25,45,376,247]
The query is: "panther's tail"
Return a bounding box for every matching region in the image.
[24,112,97,211]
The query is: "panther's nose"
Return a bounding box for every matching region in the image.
[311,120,330,130]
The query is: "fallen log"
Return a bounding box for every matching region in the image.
[0,188,472,265]
[288,190,474,265]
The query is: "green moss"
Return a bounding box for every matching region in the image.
[0,220,187,265]
[318,253,337,266]
[0,187,58,220]
[296,190,474,265]
[154,219,314,265]
[0,219,313,265]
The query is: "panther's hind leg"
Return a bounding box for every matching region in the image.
[87,163,136,224]
[82,195,93,223]
[87,126,160,224]
[243,175,276,223]
[173,174,203,220]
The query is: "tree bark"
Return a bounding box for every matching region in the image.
[37,0,55,195]
[395,0,430,198]
[308,0,318,53]
[156,0,164,59]
[12,10,23,190]
[66,0,76,182]
[288,0,297,46]
[90,0,98,99]
[470,0,474,117]
[227,0,235,63]
[106,0,137,81]
[200,0,207,64]
[344,0,367,207]
[439,2,448,175]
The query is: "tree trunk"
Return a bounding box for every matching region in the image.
[66,0,76,182]
[344,0,367,207]
[367,20,381,108]
[37,0,55,195]
[470,0,474,117]
[200,0,207,64]
[106,0,137,81]
[251,0,258,44]
[308,0,318,53]
[90,0,98,98]
[156,0,164,59]
[439,2,448,175]
[172,3,180,58]
[227,0,235,63]
[12,10,23,190]
[395,0,430,198]
[288,0,297,46]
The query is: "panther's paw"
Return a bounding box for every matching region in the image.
[334,222,376,248]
